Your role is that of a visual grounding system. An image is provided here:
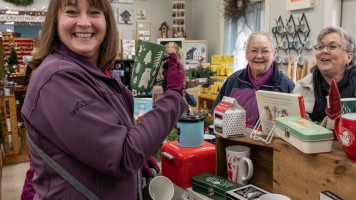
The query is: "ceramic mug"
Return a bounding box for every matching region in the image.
[287,24,294,34]
[130,40,169,92]
[260,194,291,200]
[282,56,289,65]
[297,55,304,65]
[334,114,356,162]
[341,98,356,115]
[142,176,174,200]
[226,145,253,185]
[282,41,289,49]
[272,26,283,34]
[275,55,282,64]
[288,42,295,50]
[304,40,313,50]
[294,41,302,50]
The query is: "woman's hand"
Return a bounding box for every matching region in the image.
[162,53,185,96]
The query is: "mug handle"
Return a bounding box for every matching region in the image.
[146,167,158,184]
[334,116,341,143]
[241,157,253,182]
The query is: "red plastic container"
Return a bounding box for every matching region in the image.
[161,141,215,188]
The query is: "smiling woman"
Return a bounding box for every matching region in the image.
[20,0,187,199]
[211,31,294,126]
[293,26,356,128]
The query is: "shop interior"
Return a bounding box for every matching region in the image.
[1,0,356,200]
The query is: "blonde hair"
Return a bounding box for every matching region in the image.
[30,0,118,71]
[166,42,184,67]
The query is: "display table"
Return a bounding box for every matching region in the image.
[215,133,356,200]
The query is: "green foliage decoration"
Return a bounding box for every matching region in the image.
[4,0,33,6]
[186,66,216,81]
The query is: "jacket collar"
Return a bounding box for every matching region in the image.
[53,43,109,78]
[237,61,281,87]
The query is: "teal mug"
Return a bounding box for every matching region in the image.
[130,40,170,92]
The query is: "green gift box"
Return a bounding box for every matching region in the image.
[192,173,243,200]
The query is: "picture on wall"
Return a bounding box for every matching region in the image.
[137,9,146,19]
[157,38,185,62]
[118,8,133,24]
[121,39,136,60]
[184,40,208,69]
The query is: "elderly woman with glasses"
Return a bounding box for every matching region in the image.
[293,26,356,129]
[211,31,294,126]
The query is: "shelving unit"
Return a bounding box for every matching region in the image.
[113,59,134,90]
[197,93,217,111]
[2,38,36,64]
[0,95,29,165]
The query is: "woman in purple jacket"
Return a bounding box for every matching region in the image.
[20,0,186,199]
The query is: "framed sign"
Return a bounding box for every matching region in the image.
[136,21,152,42]
[121,39,136,60]
[184,40,208,69]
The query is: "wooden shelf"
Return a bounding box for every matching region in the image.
[215,133,356,200]
[0,95,29,164]
[197,93,217,111]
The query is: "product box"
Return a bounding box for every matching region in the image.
[225,184,269,200]
[161,141,215,188]
[133,98,153,120]
[255,90,307,135]
[275,116,333,154]
[214,96,246,138]
[319,190,344,200]
[192,173,243,200]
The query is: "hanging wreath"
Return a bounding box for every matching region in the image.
[222,0,249,22]
[4,0,34,7]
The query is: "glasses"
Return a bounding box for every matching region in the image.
[247,49,271,56]
[314,44,346,52]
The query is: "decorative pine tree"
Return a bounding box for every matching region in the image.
[143,51,152,65]
[9,47,18,66]
[8,47,17,73]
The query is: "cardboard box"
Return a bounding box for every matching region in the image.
[225,184,269,200]
[274,116,333,154]
[319,190,344,200]
[192,173,243,200]
[133,98,153,120]
[214,96,246,138]
[161,141,215,188]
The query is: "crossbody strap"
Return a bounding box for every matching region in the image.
[27,134,100,200]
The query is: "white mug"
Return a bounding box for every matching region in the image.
[226,145,253,185]
[260,194,291,200]
[143,176,174,200]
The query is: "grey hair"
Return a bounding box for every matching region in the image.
[246,31,277,51]
[317,26,356,65]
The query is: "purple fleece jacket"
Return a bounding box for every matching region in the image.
[21,43,186,199]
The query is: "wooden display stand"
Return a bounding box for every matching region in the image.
[215,133,356,200]
[0,95,29,165]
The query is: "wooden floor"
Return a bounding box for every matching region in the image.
[1,162,29,200]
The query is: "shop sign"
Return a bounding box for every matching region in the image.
[0,14,45,23]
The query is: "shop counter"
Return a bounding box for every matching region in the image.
[215,133,356,200]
